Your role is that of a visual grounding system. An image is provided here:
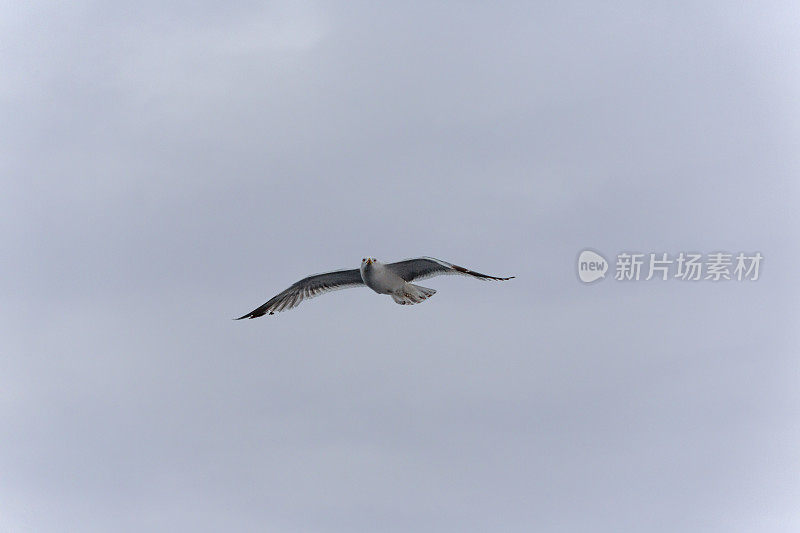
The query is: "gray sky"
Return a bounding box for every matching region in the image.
[2,1,799,531]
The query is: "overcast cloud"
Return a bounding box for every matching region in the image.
[1,2,799,532]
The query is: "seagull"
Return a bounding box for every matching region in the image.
[236,256,514,319]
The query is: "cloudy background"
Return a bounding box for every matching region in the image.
[2,1,799,531]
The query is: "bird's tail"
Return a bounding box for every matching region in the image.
[391,283,437,305]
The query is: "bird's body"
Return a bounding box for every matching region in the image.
[360,259,402,294]
[361,259,439,305]
[236,256,514,319]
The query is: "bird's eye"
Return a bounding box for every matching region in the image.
[362,258,365,262]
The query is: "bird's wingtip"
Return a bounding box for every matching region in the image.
[234,310,272,320]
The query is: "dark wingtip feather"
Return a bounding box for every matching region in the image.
[451,263,515,281]
[486,274,515,281]
[235,308,269,320]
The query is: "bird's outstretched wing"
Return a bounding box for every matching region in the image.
[385,257,514,282]
[236,269,364,319]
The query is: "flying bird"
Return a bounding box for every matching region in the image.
[236,256,514,319]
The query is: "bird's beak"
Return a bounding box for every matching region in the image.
[366,258,372,264]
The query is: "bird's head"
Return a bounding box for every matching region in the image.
[361,257,378,266]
